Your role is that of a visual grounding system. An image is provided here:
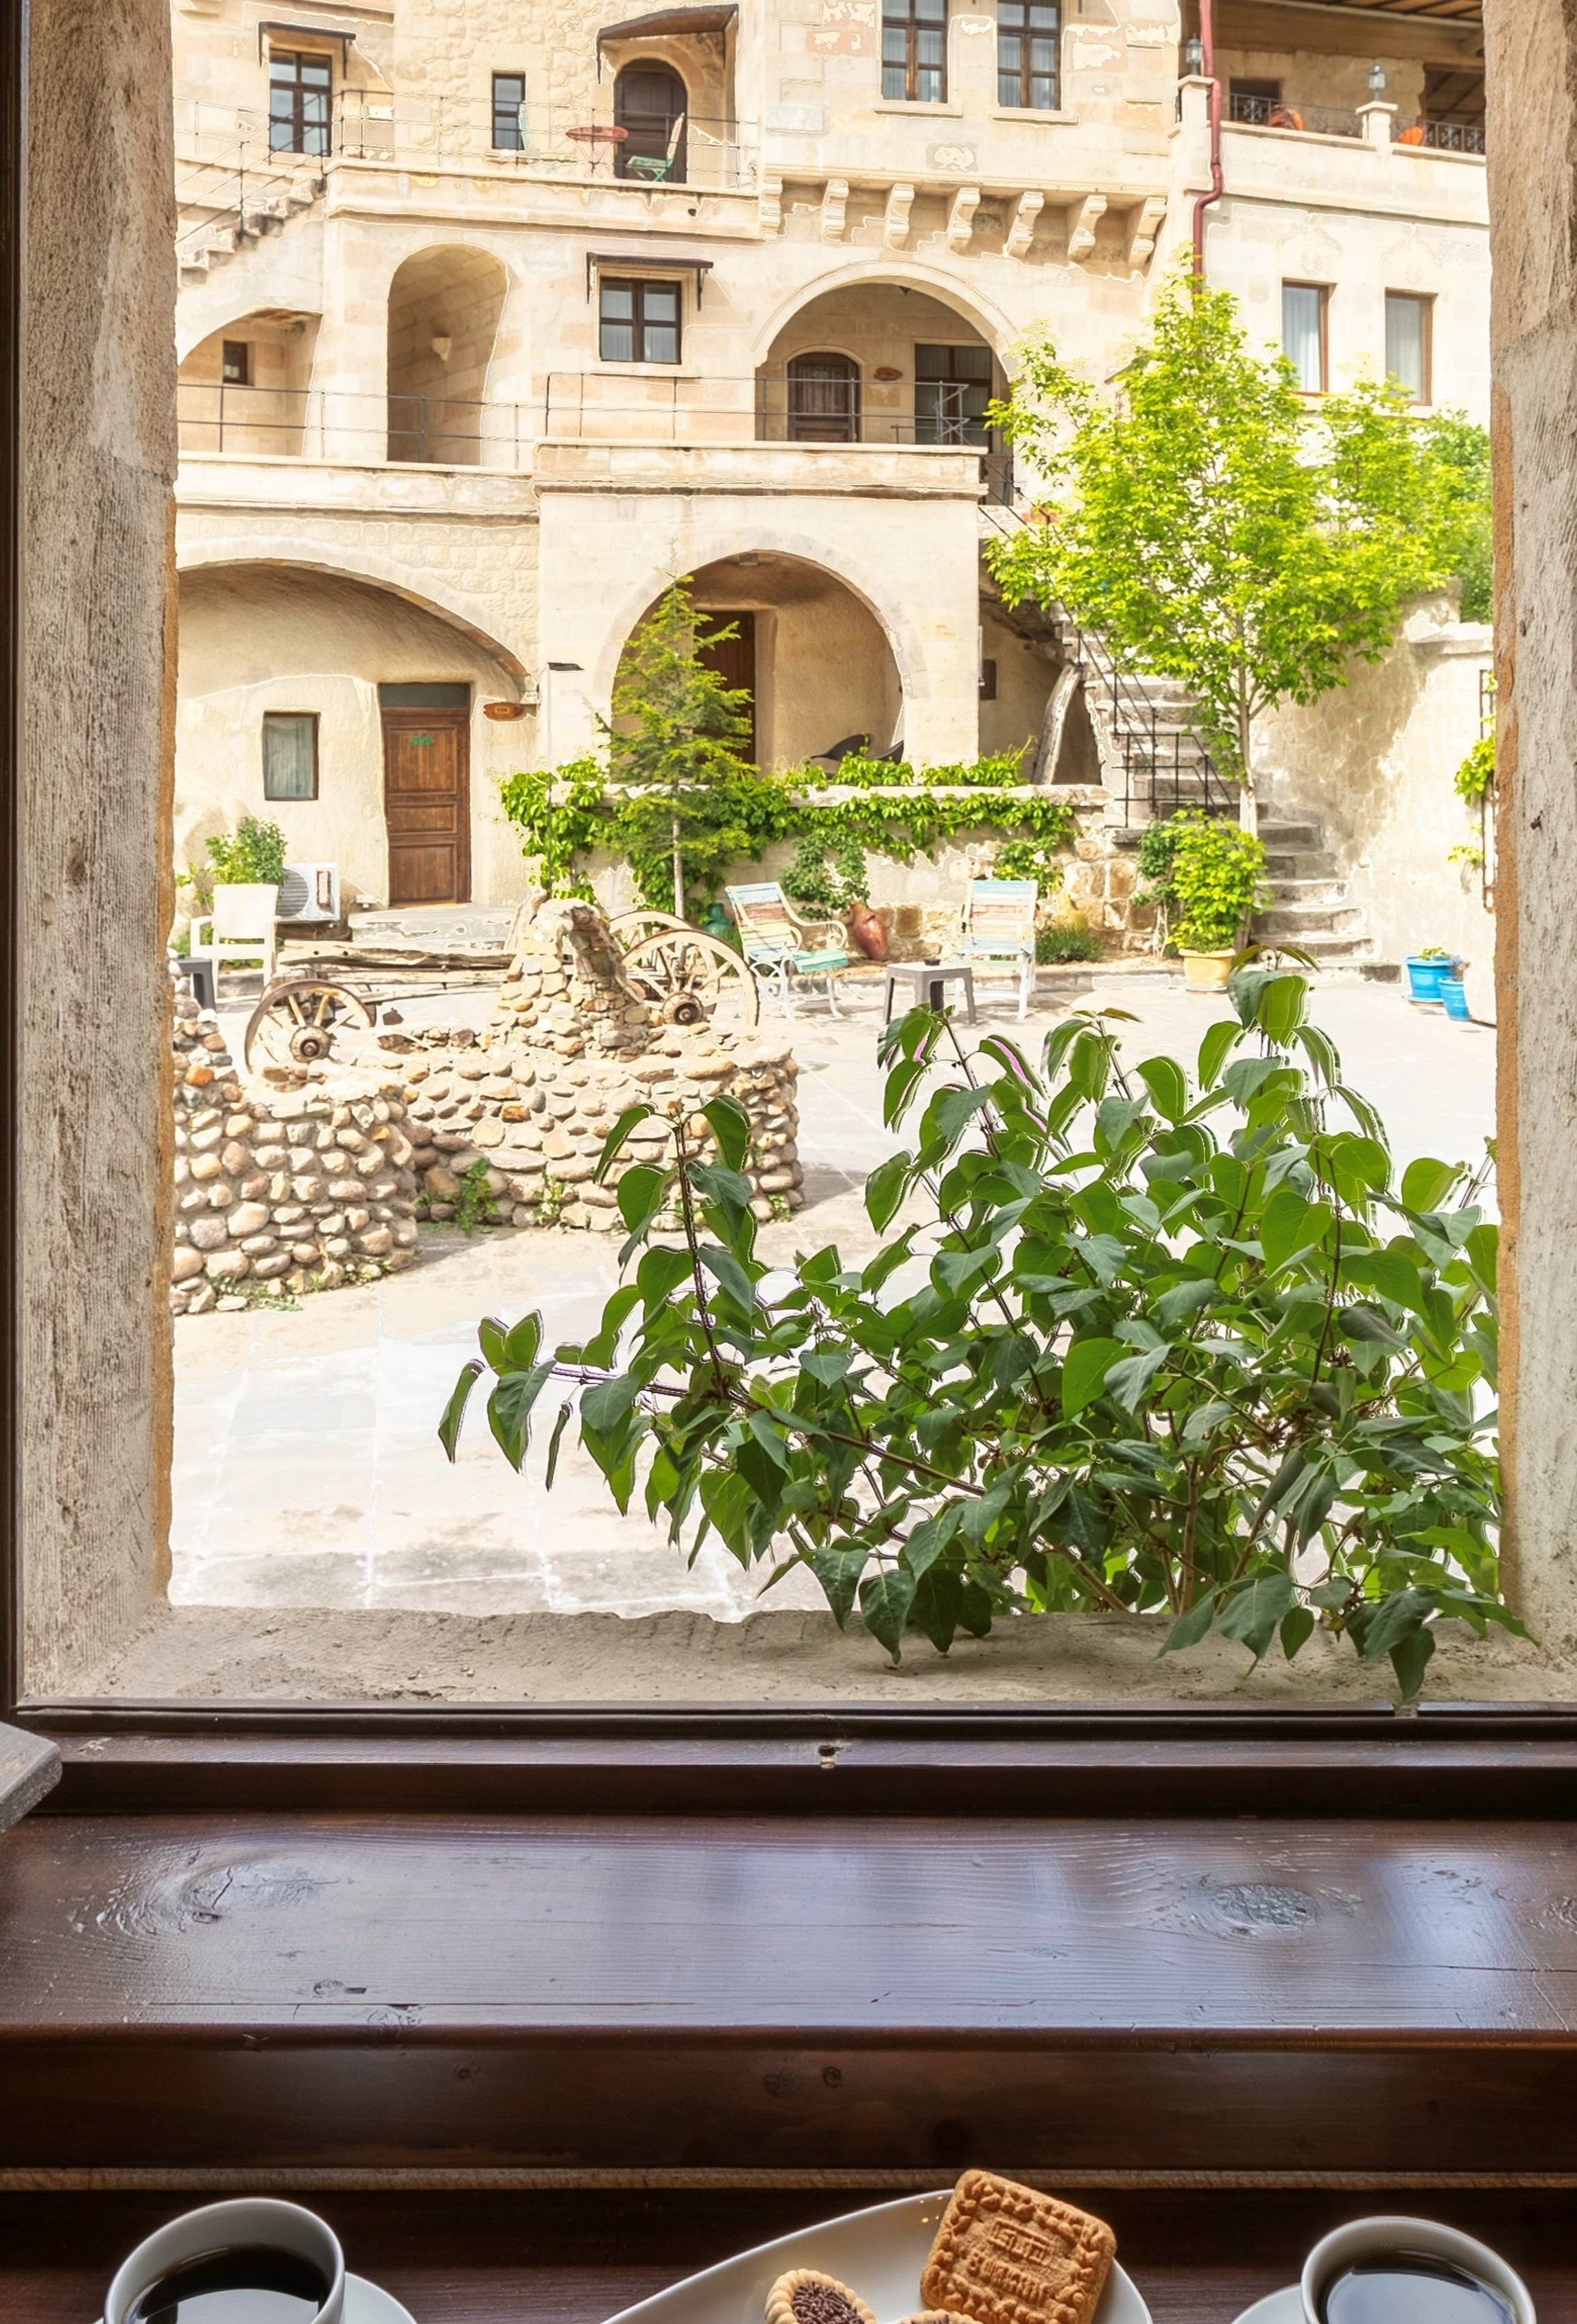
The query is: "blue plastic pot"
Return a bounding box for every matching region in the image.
[1405,955,1449,1003]
[1440,973,1471,1021]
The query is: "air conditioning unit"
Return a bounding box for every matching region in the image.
[277,862,341,923]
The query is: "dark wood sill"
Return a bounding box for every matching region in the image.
[5,1807,1577,2179]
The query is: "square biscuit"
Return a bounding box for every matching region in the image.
[919,2172,1116,2324]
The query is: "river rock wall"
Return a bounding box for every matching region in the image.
[170,989,421,1314]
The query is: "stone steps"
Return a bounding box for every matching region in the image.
[1251,811,1384,968]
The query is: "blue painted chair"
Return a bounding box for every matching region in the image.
[949,877,1038,1020]
[725,882,851,1019]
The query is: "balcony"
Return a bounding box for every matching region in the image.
[1227,89,1362,139]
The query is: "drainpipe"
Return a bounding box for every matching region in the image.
[1191,0,1222,278]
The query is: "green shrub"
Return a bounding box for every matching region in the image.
[1454,732,1495,805]
[443,965,1510,1702]
[1037,919,1102,964]
[1139,812,1266,951]
[205,816,288,888]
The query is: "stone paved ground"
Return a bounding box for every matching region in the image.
[171,968,1496,1616]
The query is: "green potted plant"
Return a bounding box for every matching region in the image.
[1139,813,1268,990]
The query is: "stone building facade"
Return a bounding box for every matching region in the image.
[170,0,1489,912]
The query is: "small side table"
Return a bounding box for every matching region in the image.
[882,961,977,1024]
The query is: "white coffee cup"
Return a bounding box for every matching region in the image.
[104,2197,346,2324]
[1301,2214,1535,2324]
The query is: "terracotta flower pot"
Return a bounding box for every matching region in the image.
[1181,947,1235,993]
[846,900,888,961]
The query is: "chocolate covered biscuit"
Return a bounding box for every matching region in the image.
[920,2172,1115,2324]
[766,2269,877,2324]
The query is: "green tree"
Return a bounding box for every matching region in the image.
[989,267,1454,829]
[1414,411,1492,624]
[603,578,755,913]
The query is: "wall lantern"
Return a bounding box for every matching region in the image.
[1368,62,1386,94]
[1182,34,1204,73]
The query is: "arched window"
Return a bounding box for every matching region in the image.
[613,62,688,182]
[787,351,862,444]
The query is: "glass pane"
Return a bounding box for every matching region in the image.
[600,318,635,360]
[1386,294,1427,399]
[881,60,908,95]
[1282,284,1325,391]
[601,283,634,320]
[643,322,679,363]
[999,69,1021,102]
[263,715,316,801]
[916,30,943,63]
[644,285,679,321]
[953,344,992,378]
[915,344,950,378]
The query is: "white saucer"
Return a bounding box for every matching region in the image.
[1230,2291,1301,2324]
[96,2275,416,2324]
[603,2190,1152,2324]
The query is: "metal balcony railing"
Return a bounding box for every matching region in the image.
[1226,92,1361,139]
[541,372,1004,452]
[177,95,757,190]
[176,383,531,466]
[1396,115,1486,153]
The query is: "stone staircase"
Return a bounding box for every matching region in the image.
[176,158,324,283]
[1253,813,1378,969]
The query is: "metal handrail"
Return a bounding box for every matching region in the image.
[1226,92,1361,139]
[1063,615,1237,820]
[1395,115,1485,154]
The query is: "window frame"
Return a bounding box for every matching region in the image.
[267,46,334,158]
[490,69,527,151]
[882,0,949,104]
[995,0,1060,112]
[598,275,683,364]
[220,339,252,387]
[261,709,320,802]
[1384,288,1434,405]
[9,0,1577,1788]
[1281,278,1330,394]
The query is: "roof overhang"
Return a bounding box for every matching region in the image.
[597,4,737,47]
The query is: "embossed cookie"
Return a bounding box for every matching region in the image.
[766,2270,877,2324]
[919,2171,1116,2324]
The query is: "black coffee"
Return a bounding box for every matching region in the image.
[1320,2251,1513,2324]
[125,2244,328,2323]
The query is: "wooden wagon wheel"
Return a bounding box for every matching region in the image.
[608,908,691,949]
[243,976,377,1074]
[620,929,761,1031]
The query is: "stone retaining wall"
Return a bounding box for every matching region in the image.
[169,989,421,1314]
[394,897,804,1233]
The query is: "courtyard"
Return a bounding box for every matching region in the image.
[171,967,1497,1619]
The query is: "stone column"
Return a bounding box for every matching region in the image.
[1486,0,1577,1652]
[23,0,178,1685]
[1357,101,1395,150]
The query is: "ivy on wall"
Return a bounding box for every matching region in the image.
[497,748,1082,917]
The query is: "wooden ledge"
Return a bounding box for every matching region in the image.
[3,1810,1577,2177]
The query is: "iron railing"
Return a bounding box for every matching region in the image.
[540,372,1004,451]
[177,382,529,466]
[1063,616,1237,821]
[1396,115,1486,154]
[174,150,323,259]
[1226,91,1361,138]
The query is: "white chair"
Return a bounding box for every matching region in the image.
[949,877,1038,1020]
[189,881,281,996]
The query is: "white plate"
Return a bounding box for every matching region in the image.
[1230,2292,1301,2324]
[603,2190,1152,2324]
[96,2274,417,2324]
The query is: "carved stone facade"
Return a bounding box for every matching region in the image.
[170,0,1489,909]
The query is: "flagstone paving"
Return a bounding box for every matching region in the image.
[171,971,1495,1616]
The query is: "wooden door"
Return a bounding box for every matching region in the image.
[698,611,757,764]
[787,352,860,442]
[382,707,470,905]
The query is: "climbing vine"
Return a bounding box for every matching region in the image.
[497,746,1080,917]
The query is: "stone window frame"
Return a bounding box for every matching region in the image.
[261,710,320,803]
[1281,278,1330,395]
[598,276,683,364]
[995,0,1060,114]
[491,70,527,152]
[1384,287,1434,405]
[881,0,949,105]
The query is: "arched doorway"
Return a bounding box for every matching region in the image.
[613,62,688,181]
[787,352,861,443]
[615,554,903,770]
[386,246,508,466]
[760,281,1003,455]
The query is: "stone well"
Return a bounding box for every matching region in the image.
[394,897,804,1233]
[169,988,422,1315]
